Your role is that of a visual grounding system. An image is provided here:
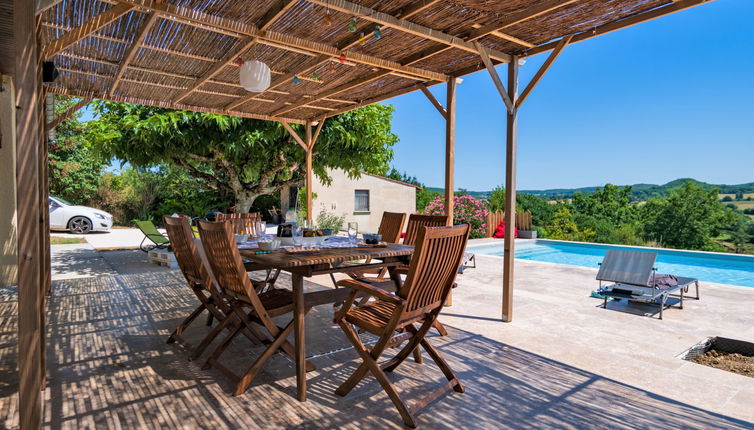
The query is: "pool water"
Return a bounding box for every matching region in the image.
[468,240,754,288]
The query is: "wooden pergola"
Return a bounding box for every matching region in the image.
[2,0,715,427]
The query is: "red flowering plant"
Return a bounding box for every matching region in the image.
[423,195,488,239]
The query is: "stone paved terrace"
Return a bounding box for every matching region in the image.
[1,242,753,429]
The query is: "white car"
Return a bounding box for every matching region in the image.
[49,196,113,234]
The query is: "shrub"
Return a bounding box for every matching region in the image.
[316,206,346,232]
[424,195,488,239]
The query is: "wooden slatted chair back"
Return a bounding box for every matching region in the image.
[197,221,278,326]
[377,212,406,244]
[163,215,210,288]
[399,224,470,316]
[197,220,255,297]
[215,212,261,235]
[403,214,449,246]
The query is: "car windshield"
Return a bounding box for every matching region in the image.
[51,196,72,206]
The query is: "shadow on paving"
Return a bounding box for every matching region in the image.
[0,271,752,429]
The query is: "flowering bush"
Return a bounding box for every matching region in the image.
[424,195,488,239]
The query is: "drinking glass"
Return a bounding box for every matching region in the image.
[347,222,358,244]
[292,225,303,246]
[257,221,266,238]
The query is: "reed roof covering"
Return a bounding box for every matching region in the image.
[36,0,711,124]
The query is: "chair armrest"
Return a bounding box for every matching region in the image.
[336,279,403,304]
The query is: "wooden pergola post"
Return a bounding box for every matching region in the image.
[445,78,456,224]
[305,122,314,225]
[16,0,45,427]
[502,56,519,322]
[283,120,324,226]
[475,36,571,322]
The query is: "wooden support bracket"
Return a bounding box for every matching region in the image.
[418,83,447,119]
[516,35,572,109]
[474,41,514,114]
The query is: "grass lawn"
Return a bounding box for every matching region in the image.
[50,236,87,245]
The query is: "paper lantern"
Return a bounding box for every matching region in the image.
[239,60,271,92]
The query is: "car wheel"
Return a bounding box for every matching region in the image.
[69,216,92,234]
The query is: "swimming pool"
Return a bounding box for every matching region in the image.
[468,239,754,288]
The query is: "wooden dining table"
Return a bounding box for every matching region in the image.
[239,240,414,402]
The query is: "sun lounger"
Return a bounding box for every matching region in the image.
[135,220,171,252]
[596,249,700,319]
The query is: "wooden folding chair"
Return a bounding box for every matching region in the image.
[197,220,326,396]
[216,212,278,291]
[339,213,452,336]
[163,216,235,360]
[334,224,470,428]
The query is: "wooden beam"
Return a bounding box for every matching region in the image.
[444,78,456,225]
[474,41,513,114]
[305,0,511,63]
[42,2,135,58]
[502,56,519,323]
[46,97,92,130]
[258,0,297,32]
[272,70,391,116]
[281,121,307,150]
[260,30,447,81]
[44,84,308,124]
[523,0,712,57]
[466,0,578,41]
[418,83,447,119]
[322,82,426,119]
[491,31,536,48]
[36,0,63,14]
[405,0,577,67]
[395,0,441,18]
[173,36,256,103]
[516,35,571,109]
[109,12,159,97]
[16,0,44,426]
[311,119,325,147]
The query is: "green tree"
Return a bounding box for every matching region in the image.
[48,97,105,204]
[546,206,595,242]
[641,181,736,250]
[87,102,399,212]
[730,220,752,253]
[572,184,636,227]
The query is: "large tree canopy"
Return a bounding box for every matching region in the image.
[49,98,105,204]
[87,102,399,211]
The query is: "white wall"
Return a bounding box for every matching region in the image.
[312,170,417,234]
[0,75,18,287]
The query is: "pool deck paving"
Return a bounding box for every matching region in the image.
[0,241,752,428]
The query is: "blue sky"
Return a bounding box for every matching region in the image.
[386,0,754,191]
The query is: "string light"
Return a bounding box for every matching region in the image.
[358,32,366,45]
[293,75,300,85]
[323,9,333,26]
[373,26,382,40]
[348,17,357,32]
[339,53,346,64]
[311,71,319,81]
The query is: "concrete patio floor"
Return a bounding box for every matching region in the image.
[1,243,753,429]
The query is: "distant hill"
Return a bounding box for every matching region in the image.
[429,179,754,201]
[521,178,754,200]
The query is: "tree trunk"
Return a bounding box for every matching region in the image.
[236,193,258,213]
